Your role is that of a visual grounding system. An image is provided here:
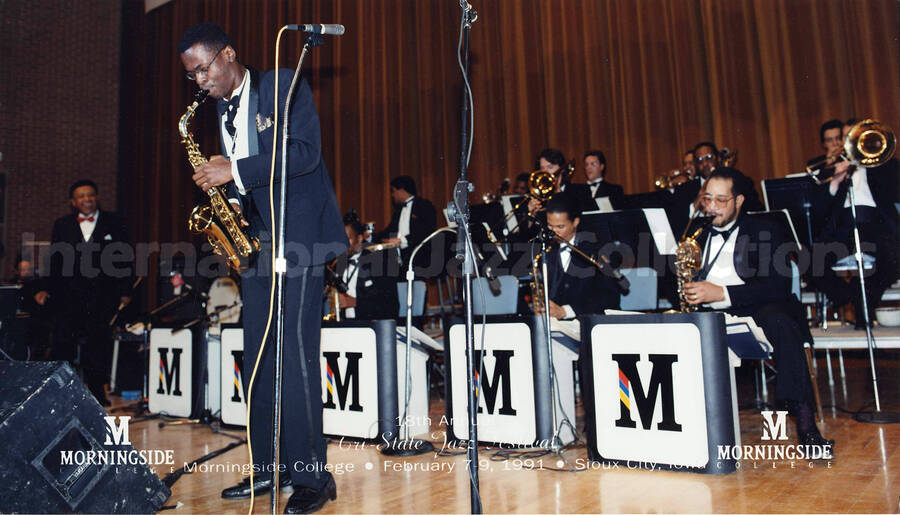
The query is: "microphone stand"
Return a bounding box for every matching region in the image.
[270,31,324,512]
[381,228,456,457]
[454,2,481,512]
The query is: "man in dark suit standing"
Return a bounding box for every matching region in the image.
[179,23,346,513]
[374,175,437,271]
[49,180,133,406]
[567,150,625,212]
[683,167,832,448]
[333,216,399,320]
[538,194,621,319]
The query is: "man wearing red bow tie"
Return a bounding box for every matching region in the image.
[48,179,134,406]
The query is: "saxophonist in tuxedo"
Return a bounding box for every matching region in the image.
[538,193,621,319]
[178,23,346,512]
[682,167,832,447]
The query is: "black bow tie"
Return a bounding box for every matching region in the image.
[223,95,240,137]
[711,225,736,238]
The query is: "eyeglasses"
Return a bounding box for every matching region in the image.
[185,46,224,81]
[702,195,734,206]
[696,153,718,163]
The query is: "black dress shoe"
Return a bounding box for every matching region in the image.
[799,430,835,450]
[284,475,336,514]
[221,474,293,499]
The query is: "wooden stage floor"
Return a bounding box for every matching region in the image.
[123,350,899,513]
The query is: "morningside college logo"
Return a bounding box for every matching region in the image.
[59,416,175,467]
[717,410,833,465]
[614,353,681,431]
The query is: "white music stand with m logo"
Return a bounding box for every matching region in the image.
[147,328,193,418]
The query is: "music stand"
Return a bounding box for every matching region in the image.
[761,176,826,250]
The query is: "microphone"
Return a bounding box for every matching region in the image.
[286,24,345,35]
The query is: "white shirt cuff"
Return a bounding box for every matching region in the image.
[232,160,246,195]
[707,285,732,310]
[562,304,577,319]
[399,235,409,249]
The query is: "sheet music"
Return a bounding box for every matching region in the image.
[724,314,773,353]
[550,318,581,342]
[501,194,525,233]
[594,196,614,212]
[396,326,443,351]
[642,208,677,255]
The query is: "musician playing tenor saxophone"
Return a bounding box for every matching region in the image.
[683,167,833,448]
[179,23,345,513]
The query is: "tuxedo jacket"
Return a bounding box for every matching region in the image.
[819,158,899,240]
[697,215,793,315]
[544,236,621,316]
[49,210,133,321]
[567,181,625,212]
[374,197,437,267]
[220,68,347,266]
[334,250,399,320]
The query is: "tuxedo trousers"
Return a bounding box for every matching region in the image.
[732,300,814,405]
[240,237,329,490]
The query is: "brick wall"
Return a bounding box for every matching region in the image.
[0,0,121,276]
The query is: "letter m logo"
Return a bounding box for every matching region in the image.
[474,350,517,416]
[104,416,131,445]
[611,353,682,432]
[760,410,789,441]
[156,347,183,396]
[322,351,363,412]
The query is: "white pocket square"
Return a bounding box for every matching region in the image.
[104,234,112,240]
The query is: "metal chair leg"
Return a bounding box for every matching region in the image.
[804,343,825,426]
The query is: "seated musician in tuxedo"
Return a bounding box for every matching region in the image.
[669,141,763,236]
[374,175,437,271]
[567,150,625,212]
[520,149,572,239]
[811,123,899,328]
[683,167,832,447]
[334,215,399,319]
[538,194,621,319]
[807,119,845,172]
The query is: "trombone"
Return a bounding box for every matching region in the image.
[805,119,896,184]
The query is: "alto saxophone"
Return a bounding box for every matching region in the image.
[178,89,260,271]
[674,216,711,312]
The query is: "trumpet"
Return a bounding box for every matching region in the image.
[805,119,896,183]
[655,167,694,190]
[482,178,511,203]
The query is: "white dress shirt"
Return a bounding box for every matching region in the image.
[588,178,604,197]
[78,211,99,241]
[700,220,743,310]
[829,168,876,208]
[398,197,415,249]
[558,236,578,319]
[221,70,250,195]
[343,252,361,319]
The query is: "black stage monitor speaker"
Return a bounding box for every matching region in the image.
[0,361,170,513]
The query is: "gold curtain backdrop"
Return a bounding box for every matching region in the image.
[120,0,900,251]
